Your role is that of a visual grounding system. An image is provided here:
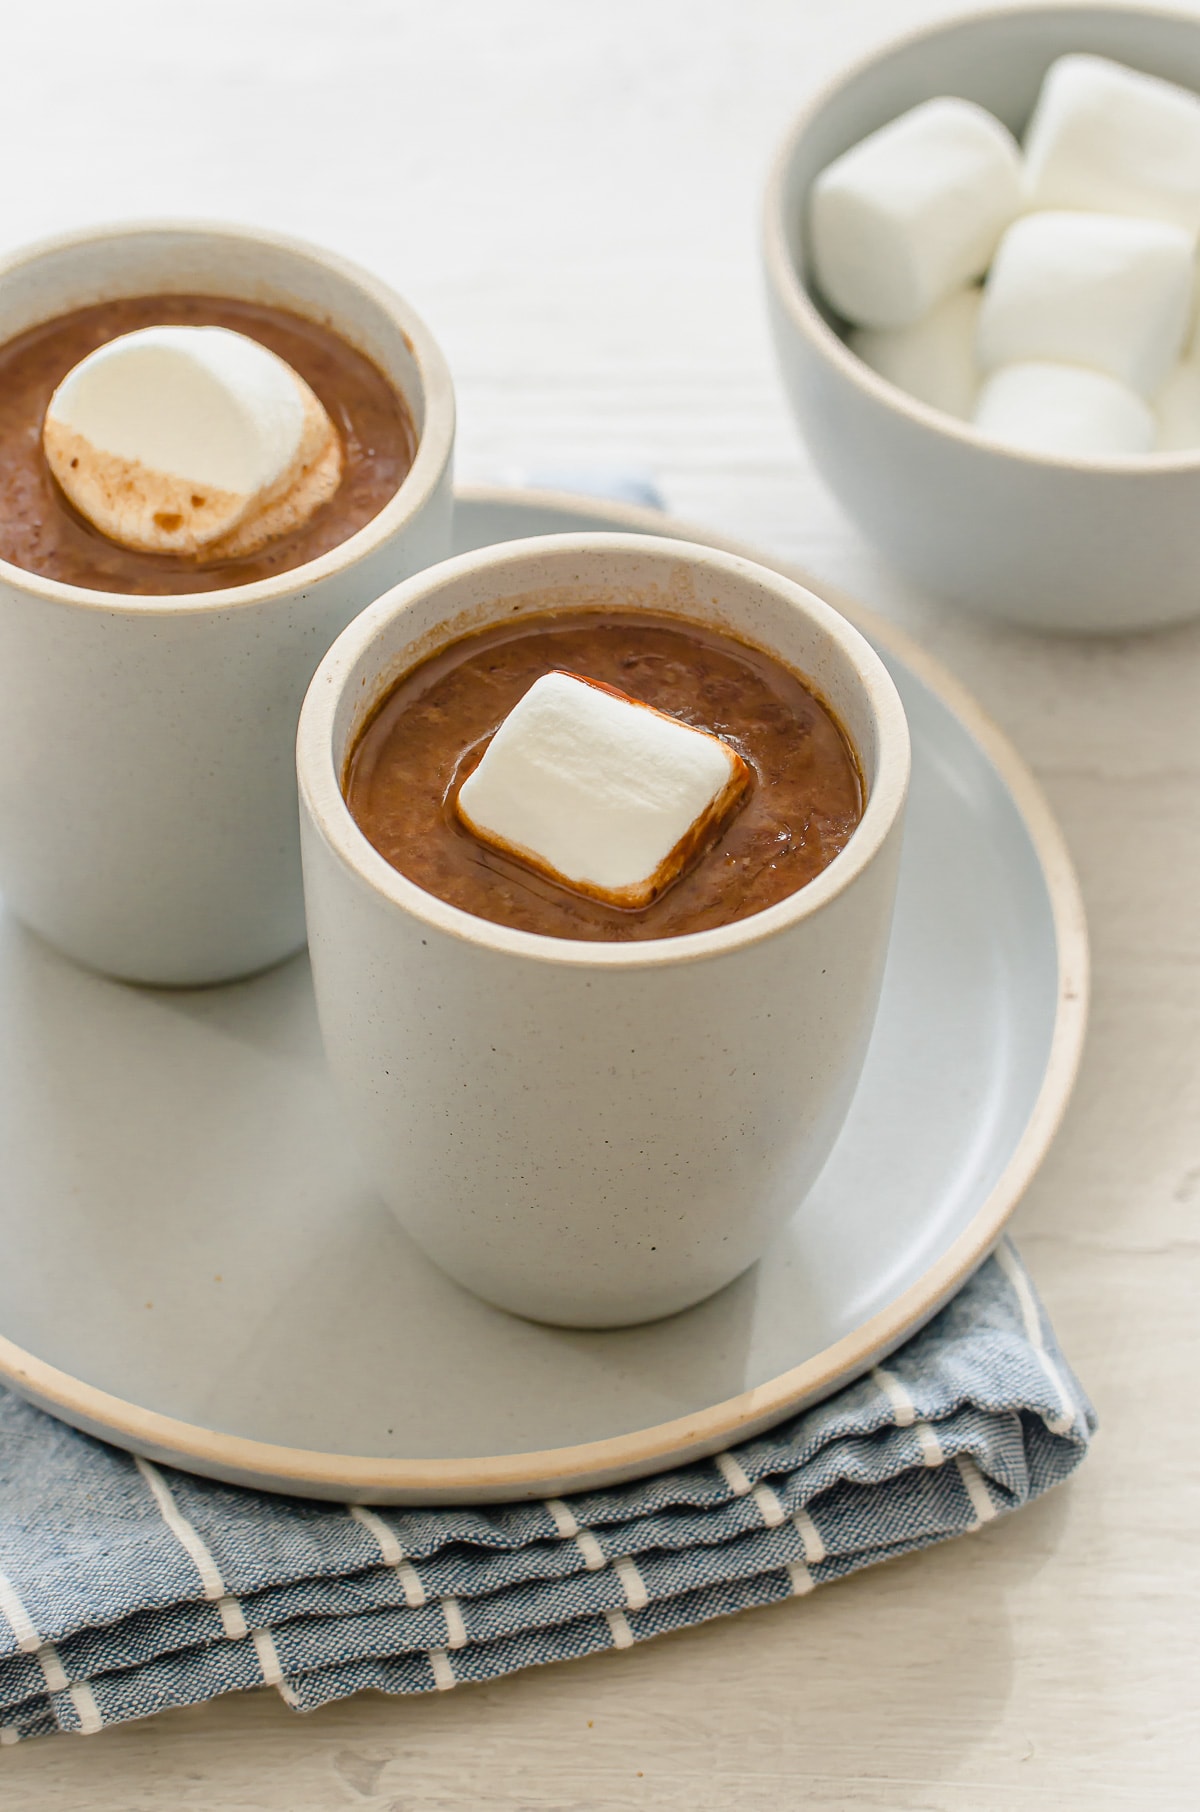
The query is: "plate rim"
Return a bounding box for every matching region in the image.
[0,485,1090,1502]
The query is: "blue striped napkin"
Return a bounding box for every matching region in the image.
[0,1242,1092,1743]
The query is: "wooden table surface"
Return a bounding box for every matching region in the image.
[5,1,1198,1804]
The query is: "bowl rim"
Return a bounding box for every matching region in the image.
[296,529,912,972]
[762,0,1200,476]
[0,217,457,616]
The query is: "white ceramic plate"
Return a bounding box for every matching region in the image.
[0,489,1087,1504]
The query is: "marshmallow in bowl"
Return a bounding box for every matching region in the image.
[850,287,981,419]
[977,211,1194,398]
[43,325,343,558]
[455,671,752,910]
[1025,54,1200,235]
[1154,362,1200,450]
[809,98,1022,330]
[973,361,1154,458]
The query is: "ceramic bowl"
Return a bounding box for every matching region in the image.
[763,4,1200,633]
[297,532,910,1329]
[0,221,455,985]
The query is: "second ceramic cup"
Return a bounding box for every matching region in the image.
[298,534,910,1328]
[0,222,455,986]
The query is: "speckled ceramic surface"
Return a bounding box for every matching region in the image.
[0,222,455,986]
[298,532,911,1328]
[0,490,1086,1503]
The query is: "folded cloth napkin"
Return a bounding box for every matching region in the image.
[0,1242,1093,1743]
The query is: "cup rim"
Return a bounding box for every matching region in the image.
[761,0,1200,478]
[297,530,912,971]
[0,218,456,617]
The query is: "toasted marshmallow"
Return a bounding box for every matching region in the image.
[43,325,343,558]
[455,671,752,910]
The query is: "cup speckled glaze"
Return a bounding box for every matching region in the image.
[0,222,455,985]
[298,534,910,1329]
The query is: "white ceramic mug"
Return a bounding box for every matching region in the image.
[0,222,455,985]
[298,534,910,1329]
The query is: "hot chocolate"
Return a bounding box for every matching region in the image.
[345,608,864,941]
[0,294,417,594]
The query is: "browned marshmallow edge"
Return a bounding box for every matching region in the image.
[454,671,754,911]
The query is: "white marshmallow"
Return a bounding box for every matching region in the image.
[1024,54,1200,234]
[977,211,1193,397]
[43,325,343,558]
[809,98,1023,329]
[1182,277,1200,364]
[455,671,751,910]
[973,361,1154,459]
[849,286,982,418]
[1154,362,1200,450]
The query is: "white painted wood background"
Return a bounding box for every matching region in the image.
[5,0,1198,1804]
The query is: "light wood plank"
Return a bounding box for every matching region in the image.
[3,0,1198,1801]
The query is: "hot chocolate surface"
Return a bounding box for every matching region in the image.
[0,294,416,593]
[345,609,864,941]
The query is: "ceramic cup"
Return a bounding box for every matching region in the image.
[297,534,910,1329]
[763,3,1200,633]
[0,221,455,986]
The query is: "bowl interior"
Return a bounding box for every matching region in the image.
[781,6,1200,330]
